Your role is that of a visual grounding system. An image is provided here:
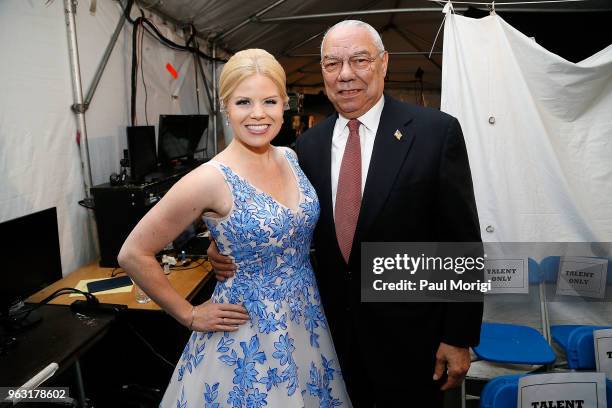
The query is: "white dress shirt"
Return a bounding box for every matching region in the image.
[331,95,385,216]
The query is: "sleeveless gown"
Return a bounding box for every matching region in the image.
[160,147,351,408]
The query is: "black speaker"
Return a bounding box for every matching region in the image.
[91,186,155,267]
[91,165,200,267]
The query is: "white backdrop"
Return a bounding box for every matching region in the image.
[441,13,612,243]
[441,13,612,328]
[0,1,216,276]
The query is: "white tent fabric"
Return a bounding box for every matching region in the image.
[0,1,214,275]
[441,13,612,243]
[441,13,612,328]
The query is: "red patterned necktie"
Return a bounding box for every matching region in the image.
[335,119,362,263]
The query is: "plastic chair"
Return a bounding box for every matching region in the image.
[551,325,612,369]
[479,374,523,408]
[474,322,556,365]
[540,256,612,369]
[473,259,556,365]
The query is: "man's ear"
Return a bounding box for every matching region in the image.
[381,51,389,76]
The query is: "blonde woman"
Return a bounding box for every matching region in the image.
[118,49,351,408]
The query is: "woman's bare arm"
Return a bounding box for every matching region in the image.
[117,165,230,327]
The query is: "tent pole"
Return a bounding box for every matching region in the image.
[390,25,442,71]
[259,6,607,22]
[260,7,453,22]
[84,1,127,107]
[64,0,94,197]
[214,0,288,42]
[288,51,443,57]
[282,31,325,56]
[212,42,218,155]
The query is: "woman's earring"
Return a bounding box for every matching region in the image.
[225,114,230,127]
[283,102,290,111]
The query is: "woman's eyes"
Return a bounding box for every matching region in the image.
[234,99,278,106]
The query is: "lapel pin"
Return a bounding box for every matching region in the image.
[394,129,403,141]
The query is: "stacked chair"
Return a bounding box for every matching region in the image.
[476,255,612,407]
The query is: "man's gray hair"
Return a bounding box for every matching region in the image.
[320,20,385,60]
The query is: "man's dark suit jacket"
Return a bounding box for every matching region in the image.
[295,95,483,404]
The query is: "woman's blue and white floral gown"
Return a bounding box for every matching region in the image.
[160,147,351,408]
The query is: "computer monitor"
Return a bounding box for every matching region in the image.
[158,114,208,166]
[127,126,157,182]
[0,208,62,320]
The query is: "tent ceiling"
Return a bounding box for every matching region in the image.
[144,0,612,93]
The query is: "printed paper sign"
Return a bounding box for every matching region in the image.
[484,258,528,294]
[594,329,612,380]
[518,372,607,408]
[555,257,608,299]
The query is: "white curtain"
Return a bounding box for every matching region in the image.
[441,13,612,243]
[0,1,214,275]
[441,13,612,328]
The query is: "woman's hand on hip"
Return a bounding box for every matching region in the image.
[190,300,249,332]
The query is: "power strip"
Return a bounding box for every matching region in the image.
[70,300,128,315]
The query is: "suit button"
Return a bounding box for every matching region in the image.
[486,225,495,233]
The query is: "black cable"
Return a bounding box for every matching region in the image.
[39,288,98,305]
[121,0,225,63]
[7,288,99,325]
[130,17,139,125]
[170,258,207,271]
[139,18,149,125]
[185,24,196,48]
[122,0,225,128]
[121,319,175,369]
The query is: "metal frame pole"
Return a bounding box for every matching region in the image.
[258,6,607,22]
[390,25,442,70]
[214,0,288,42]
[84,2,127,107]
[287,51,443,57]
[64,0,94,196]
[260,7,451,22]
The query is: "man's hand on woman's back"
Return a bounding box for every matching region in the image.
[207,240,236,282]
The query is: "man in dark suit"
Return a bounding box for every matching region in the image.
[210,20,482,407]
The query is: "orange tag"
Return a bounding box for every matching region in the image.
[166,63,178,79]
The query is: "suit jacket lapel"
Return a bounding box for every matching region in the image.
[315,114,338,240]
[353,96,415,250]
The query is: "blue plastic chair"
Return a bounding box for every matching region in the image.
[551,325,612,369]
[540,256,612,369]
[473,259,556,365]
[474,322,556,365]
[479,374,524,408]
[481,375,612,407]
